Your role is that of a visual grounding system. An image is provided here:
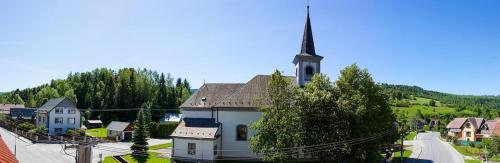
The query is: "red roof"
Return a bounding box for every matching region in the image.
[0,134,18,163]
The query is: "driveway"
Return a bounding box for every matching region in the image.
[406,132,464,163]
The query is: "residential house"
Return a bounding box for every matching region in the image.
[447,117,485,141]
[161,113,182,123]
[35,97,81,136]
[9,107,36,120]
[171,5,324,162]
[85,120,103,129]
[0,104,24,114]
[106,121,134,141]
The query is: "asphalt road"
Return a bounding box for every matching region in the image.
[1,126,172,163]
[412,132,464,163]
[0,127,75,163]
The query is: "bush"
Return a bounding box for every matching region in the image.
[149,122,179,138]
[469,142,476,148]
[452,136,459,145]
[29,126,48,135]
[423,125,430,131]
[66,129,79,136]
[18,122,36,131]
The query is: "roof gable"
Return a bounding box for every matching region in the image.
[38,97,77,112]
[106,121,132,131]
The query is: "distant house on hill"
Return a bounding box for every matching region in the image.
[161,113,182,123]
[10,108,36,120]
[35,97,81,136]
[106,121,134,141]
[0,104,24,114]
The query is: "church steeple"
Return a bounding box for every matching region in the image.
[301,5,316,55]
[293,4,323,87]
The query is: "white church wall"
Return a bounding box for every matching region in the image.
[217,111,262,158]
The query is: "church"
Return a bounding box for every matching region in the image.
[170,5,324,162]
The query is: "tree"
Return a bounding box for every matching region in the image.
[336,64,397,162]
[9,93,24,105]
[295,74,350,162]
[131,109,149,155]
[250,70,300,161]
[35,87,60,106]
[429,99,436,107]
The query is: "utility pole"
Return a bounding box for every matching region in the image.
[484,144,487,163]
[76,141,92,163]
[401,123,405,163]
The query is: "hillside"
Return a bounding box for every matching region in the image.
[382,84,500,131]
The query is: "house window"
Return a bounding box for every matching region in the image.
[67,118,75,124]
[188,143,196,155]
[305,66,314,75]
[236,124,248,141]
[55,128,63,133]
[55,108,64,114]
[68,109,76,114]
[55,117,63,124]
[214,145,217,155]
[466,132,471,137]
[466,123,471,128]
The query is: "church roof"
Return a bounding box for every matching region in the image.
[180,75,295,110]
[300,5,317,56]
[170,118,220,139]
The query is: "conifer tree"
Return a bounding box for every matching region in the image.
[131,109,149,155]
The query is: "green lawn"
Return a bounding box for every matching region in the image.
[392,149,412,163]
[149,143,172,150]
[103,152,170,163]
[85,128,107,138]
[465,160,481,163]
[405,131,417,140]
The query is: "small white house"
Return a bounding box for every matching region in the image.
[106,121,134,141]
[35,97,81,136]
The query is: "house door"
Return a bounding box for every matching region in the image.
[124,132,132,141]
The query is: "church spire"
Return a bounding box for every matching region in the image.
[300,5,316,55]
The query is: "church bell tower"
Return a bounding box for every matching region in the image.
[293,5,323,87]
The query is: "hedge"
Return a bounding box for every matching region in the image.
[149,122,179,138]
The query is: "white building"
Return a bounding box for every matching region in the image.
[171,5,323,162]
[35,97,81,136]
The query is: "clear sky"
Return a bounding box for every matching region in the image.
[1,0,500,95]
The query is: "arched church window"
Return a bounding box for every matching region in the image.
[305,66,314,75]
[236,124,247,141]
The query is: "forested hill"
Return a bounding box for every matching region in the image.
[381,83,500,110]
[0,68,192,123]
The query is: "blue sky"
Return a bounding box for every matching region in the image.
[1,0,500,95]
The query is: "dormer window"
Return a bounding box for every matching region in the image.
[466,123,471,128]
[305,66,314,75]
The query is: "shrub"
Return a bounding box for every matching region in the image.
[452,136,459,145]
[149,122,179,138]
[423,125,430,131]
[18,122,36,131]
[66,129,78,136]
[30,126,48,135]
[469,142,476,148]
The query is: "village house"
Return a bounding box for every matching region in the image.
[446,117,500,142]
[9,107,36,120]
[170,5,323,162]
[106,121,134,141]
[35,97,81,136]
[0,104,24,114]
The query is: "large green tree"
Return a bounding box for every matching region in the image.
[250,70,300,161]
[336,64,397,162]
[131,109,149,154]
[295,74,351,162]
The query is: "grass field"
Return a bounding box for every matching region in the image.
[85,128,107,138]
[149,143,172,150]
[392,149,412,163]
[103,152,170,163]
[409,97,442,106]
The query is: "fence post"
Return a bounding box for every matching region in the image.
[35,135,38,141]
[48,135,51,142]
[60,136,63,142]
[73,136,75,144]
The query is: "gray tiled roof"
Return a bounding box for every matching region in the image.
[180,75,295,109]
[170,118,220,139]
[38,97,76,112]
[106,121,131,131]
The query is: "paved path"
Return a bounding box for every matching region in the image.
[406,132,464,163]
